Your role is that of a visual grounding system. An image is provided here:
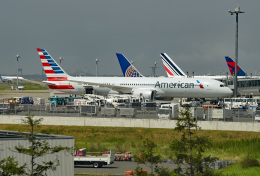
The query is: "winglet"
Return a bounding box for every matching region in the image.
[116,53,143,77]
[160,53,186,77]
[225,56,247,76]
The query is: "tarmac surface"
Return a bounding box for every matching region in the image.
[0,89,51,103]
[74,160,177,176]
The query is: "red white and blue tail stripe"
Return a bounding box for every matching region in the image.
[37,48,75,91]
[160,53,186,77]
[37,48,69,81]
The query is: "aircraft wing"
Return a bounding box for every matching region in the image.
[22,79,50,86]
[68,79,133,94]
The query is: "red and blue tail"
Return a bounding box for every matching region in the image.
[37,48,76,91]
[225,56,247,76]
[37,48,69,81]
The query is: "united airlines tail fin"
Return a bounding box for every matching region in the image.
[37,48,69,81]
[160,53,186,77]
[116,53,143,77]
[225,56,247,76]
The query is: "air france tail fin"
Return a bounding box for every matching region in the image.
[116,53,143,77]
[37,48,69,81]
[160,53,186,77]
[225,56,247,76]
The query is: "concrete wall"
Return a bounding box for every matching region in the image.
[1,115,260,132]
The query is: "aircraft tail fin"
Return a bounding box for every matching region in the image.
[37,48,69,81]
[116,53,143,77]
[160,53,186,77]
[225,56,247,76]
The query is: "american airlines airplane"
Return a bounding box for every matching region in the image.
[37,48,233,99]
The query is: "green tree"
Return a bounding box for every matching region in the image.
[0,156,26,176]
[14,113,72,176]
[135,138,161,176]
[170,105,217,176]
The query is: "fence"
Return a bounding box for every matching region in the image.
[0,103,258,123]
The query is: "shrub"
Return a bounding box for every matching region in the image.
[240,155,260,168]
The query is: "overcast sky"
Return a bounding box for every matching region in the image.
[1,0,259,77]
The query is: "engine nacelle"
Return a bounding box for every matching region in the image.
[132,89,155,101]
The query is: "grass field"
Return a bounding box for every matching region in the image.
[215,163,260,176]
[0,83,47,90]
[0,124,259,159]
[0,124,259,175]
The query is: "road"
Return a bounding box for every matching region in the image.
[74,161,177,176]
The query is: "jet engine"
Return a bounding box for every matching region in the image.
[132,89,155,101]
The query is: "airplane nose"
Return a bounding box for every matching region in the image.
[218,87,233,97]
[225,88,233,96]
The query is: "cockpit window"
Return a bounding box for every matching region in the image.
[220,84,225,87]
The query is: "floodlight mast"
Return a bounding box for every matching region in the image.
[59,57,64,64]
[16,55,21,90]
[96,59,99,77]
[229,6,244,98]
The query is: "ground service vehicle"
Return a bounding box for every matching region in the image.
[255,110,260,122]
[158,103,179,120]
[74,149,115,168]
[21,97,34,104]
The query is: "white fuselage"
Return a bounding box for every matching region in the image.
[60,76,233,98]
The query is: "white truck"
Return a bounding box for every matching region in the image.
[74,149,115,168]
[106,95,130,107]
[157,103,179,120]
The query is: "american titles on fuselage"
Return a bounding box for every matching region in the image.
[154,81,197,89]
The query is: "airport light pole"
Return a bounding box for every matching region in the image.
[96,59,99,77]
[151,62,158,77]
[16,55,21,90]
[229,6,244,97]
[59,57,64,64]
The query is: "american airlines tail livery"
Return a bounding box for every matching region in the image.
[37,48,233,99]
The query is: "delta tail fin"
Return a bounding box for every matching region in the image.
[37,48,69,81]
[116,53,143,77]
[225,56,247,76]
[160,53,186,77]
